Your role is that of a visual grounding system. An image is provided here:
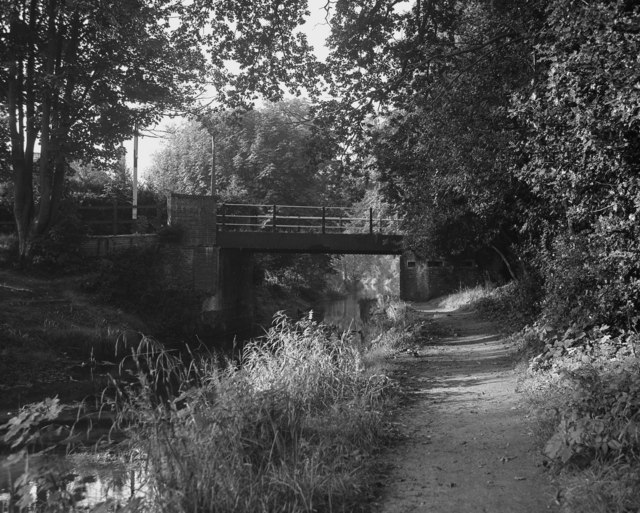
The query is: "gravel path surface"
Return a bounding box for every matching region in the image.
[373,304,559,513]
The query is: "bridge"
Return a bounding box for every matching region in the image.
[159,194,480,336]
[81,194,481,337]
[215,203,404,254]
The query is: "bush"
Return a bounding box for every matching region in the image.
[0,232,18,266]
[29,210,88,271]
[88,247,202,339]
[472,276,542,331]
[520,325,640,512]
[538,233,640,330]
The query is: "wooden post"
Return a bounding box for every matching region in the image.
[369,207,373,234]
[322,207,326,234]
[210,134,216,197]
[132,124,138,220]
[272,204,277,232]
[221,204,226,231]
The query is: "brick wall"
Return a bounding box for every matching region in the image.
[168,193,216,247]
[80,234,158,257]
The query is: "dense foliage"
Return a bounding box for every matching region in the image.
[148,100,347,205]
[319,0,640,331]
[512,0,640,327]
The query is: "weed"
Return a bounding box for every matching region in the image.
[517,324,640,512]
[1,302,418,512]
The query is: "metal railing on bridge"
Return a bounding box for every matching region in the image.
[217,203,401,235]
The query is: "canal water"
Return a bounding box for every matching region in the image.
[0,452,147,511]
[318,294,370,332]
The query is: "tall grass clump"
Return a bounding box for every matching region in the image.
[356,297,421,373]
[433,284,494,311]
[109,313,395,513]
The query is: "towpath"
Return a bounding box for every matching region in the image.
[373,303,558,512]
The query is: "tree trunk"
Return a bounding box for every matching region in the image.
[8,60,35,261]
[13,160,35,261]
[490,244,518,282]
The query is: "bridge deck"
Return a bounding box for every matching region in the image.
[216,203,403,254]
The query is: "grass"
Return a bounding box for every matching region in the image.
[559,463,640,513]
[430,284,494,311]
[2,299,417,512]
[428,280,540,333]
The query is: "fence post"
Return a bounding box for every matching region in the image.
[112,199,118,235]
[272,204,277,232]
[322,206,326,234]
[221,204,226,231]
[369,207,373,234]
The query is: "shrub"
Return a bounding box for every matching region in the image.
[88,247,202,339]
[539,232,640,330]
[521,326,640,475]
[472,277,542,331]
[29,209,88,271]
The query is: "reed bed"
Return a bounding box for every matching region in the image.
[107,312,404,513]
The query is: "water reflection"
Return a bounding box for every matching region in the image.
[0,452,148,511]
[318,293,381,334]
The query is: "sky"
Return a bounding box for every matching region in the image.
[123,0,332,182]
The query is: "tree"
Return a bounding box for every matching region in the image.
[1,0,206,258]
[148,100,346,205]
[321,0,545,268]
[1,0,318,260]
[511,0,640,325]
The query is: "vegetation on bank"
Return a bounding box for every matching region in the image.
[1,299,419,512]
[458,281,640,513]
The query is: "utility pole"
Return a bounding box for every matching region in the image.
[132,122,138,220]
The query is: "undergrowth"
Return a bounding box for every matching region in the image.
[1,301,417,512]
[517,323,640,512]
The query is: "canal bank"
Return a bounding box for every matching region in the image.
[1,287,418,511]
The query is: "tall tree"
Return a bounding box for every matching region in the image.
[1,0,318,259]
[322,0,545,266]
[148,100,345,205]
[1,0,204,257]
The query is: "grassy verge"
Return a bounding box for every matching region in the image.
[2,300,418,512]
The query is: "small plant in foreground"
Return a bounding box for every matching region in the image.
[519,324,640,512]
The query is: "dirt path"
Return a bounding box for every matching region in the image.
[372,303,559,513]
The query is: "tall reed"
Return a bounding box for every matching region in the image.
[110,313,394,512]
